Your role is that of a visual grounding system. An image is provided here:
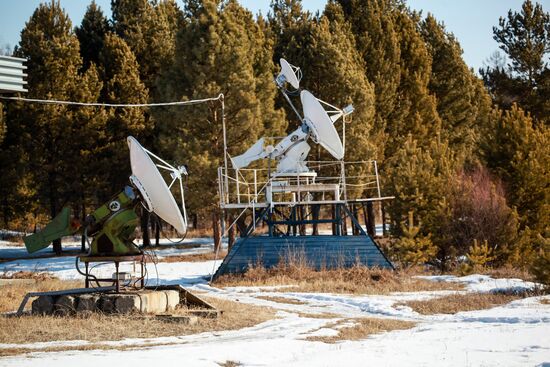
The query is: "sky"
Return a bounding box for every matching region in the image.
[0,0,538,72]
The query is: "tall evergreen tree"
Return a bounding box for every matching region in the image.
[11,1,106,251]
[481,0,550,123]
[75,1,111,71]
[157,0,284,237]
[390,10,441,150]
[97,33,149,195]
[111,0,182,92]
[420,15,483,159]
[482,105,550,233]
[386,135,459,268]
[336,0,402,160]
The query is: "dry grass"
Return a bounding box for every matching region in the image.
[255,295,307,305]
[0,295,275,348]
[215,264,464,295]
[306,318,415,343]
[0,278,81,313]
[0,279,275,355]
[297,312,341,319]
[540,299,550,305]
[0,341,180,358]
[217,361,242,367]
[158,250,227,263]
[484,266,534,281]
[399,292,523,315]
[0,271,56,280]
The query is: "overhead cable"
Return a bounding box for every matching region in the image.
[0,94,223,107]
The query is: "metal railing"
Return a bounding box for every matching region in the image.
[218,160,383,209]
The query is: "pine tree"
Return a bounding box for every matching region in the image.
[11,1,106,251]
[156,0,284,245]
[481,0,550,123]
[386,135,460,268]
[482,104,549,232]
[530,234,550,287]
[111,0,182,92]
[420,15,485,160]
[97,33,149,194]
[463,239,497,273]
[389,10,441,152]
[75,1,111,71]
[391,211,437,267]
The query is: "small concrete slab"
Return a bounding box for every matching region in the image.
[155,314,198,325]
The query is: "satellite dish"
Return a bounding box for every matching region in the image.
[276,58,301,89]
[127,136,186,234]
[301,90,344,160]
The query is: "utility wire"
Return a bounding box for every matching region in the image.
[0,94,223,107]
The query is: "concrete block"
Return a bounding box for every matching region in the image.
[164,290,180,311]
[76,295,100,314]
[55,295,76,315]
[100,294,117,313]
[115,294,142,314]
[155,315,198,325]
[32,295,54,315]
[140,291,168,314]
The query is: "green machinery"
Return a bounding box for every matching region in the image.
[24,136,188,261]
[24,186,142,257]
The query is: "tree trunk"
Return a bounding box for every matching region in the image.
[228,215,235,252]
[331,205,336,235]
[312,204,320,235]
[352,204,359,235]
[212,211,222,253]
[80,202,86,252]
[192,213,198,230]
[299,205,306,236]
[236,214,247,237]
[49,183,62,255]
[154,215,160,246]
[141,208,150,247]
[366,201,376,237]
[381,202,387,237]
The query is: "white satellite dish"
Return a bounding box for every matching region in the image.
[301,90,344,160]
[127,136,186,234]
[276,58,301,89]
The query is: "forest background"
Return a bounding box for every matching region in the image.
[0,0,548,282]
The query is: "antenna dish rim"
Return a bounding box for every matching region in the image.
[277,58,301,89]
[127,136,186,234]
[300,90,344,160]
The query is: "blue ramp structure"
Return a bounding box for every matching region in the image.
[214,232,394,278]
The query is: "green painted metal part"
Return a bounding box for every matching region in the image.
[87,187,141,256]
[23,186,142,256]
[89,208,141,256]
[24,207,79,253]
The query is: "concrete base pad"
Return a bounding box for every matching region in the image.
[32,290,180,315]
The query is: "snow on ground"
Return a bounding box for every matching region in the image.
[418,274,538,293]
[0,240,549,366]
